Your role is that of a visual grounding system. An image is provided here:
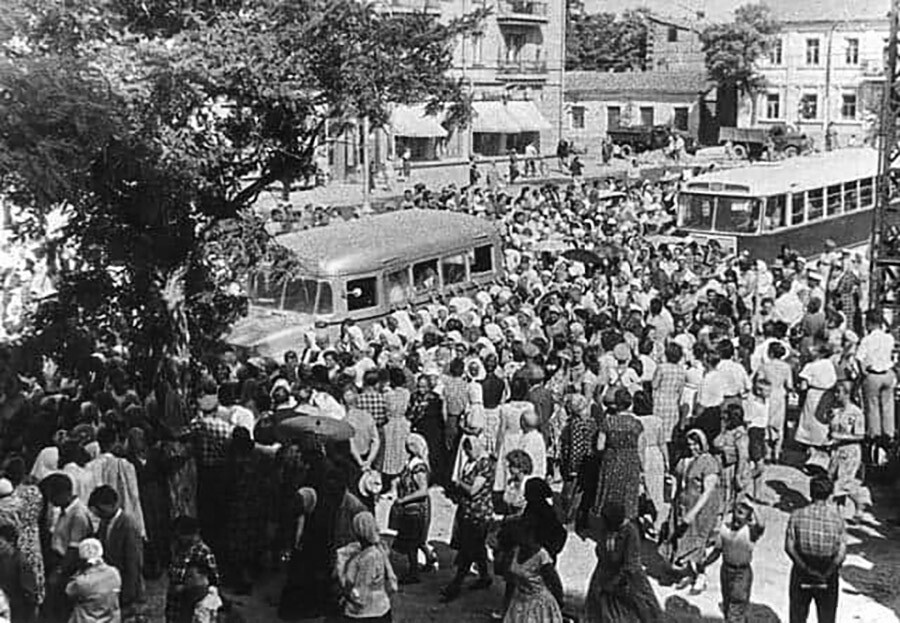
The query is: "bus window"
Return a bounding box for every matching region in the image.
[791,193,805,225]
[441,254,467,285]
[347,277,378,311]
[470,245,494,274]
[413,259,439,293]
[860,178,874,206]
[843,181,858,212]
[385,268,411,306]
[714,197,760,233]
[283,278,319,314]
[826,185,842,217]
[679,193,715,230]
[249,272,283,309]
[763,195,787,231]
[318,282,334,315]
[807,188,824,221]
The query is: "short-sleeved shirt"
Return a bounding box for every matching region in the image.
[347,407,378,459]
[52,498,94,557]
[357,391,388,427]
[787,501,845,561]
[800,359,837,391]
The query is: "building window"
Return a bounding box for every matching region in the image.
[769,38,783,65]
[471,33,484,65]
[607,106,621,129]
[571,106,585,129]
[673,107,689,131]
[765,93,781,120]
[668,26,678,42]
[806,38,820,65]
[640,106,654,127]
[846,38,859,65]
[800,94,818,120]
[841,93,858,119]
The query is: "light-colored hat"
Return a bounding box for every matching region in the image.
[77,538,104,564]
[613,342,632,363]
[197,393,219,413]
[358,470,383,498]
[0,479,12,498]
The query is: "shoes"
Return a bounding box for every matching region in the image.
[439,583,461,603]
[470,576,493,590]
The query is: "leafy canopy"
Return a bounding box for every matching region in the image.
[1,0,481,387]
[566,9,649,72]
[700,2,779,93]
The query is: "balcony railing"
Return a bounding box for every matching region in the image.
[496,1,549,23]
[497,58,548,77]
[383,0,441,15]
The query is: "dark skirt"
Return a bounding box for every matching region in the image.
[390,500,430,555]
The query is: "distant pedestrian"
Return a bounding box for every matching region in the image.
[556,139,570,172]
[401,148,412,180]
[569,156,584,181]
[785,474,846,623]
[469,157,481,186]
[508,150,520,184]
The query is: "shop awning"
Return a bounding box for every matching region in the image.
[506,100,551,132]
[390,104,448,138]
[471,101,521,134]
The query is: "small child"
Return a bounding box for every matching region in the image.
[714,404,750,512]
[704,498,765,623]
[744,377,771,503]
[166,516,220,623]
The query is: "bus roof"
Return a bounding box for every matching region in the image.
[682,148,880,197]
[276,209,501,277]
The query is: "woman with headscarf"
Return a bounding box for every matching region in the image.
[381,368,412,484]
[591,389,644,527]
[336,512,397,623]
[389,434,435,584]
[442,436,495,602]
[795,342,838,467]
[1,457,44,610]
[668,428,721,594]
[450,360,487,482]
[66,538,122,623]
[408,375,446,486]
[634,390,668,533]
[493,378,536,498]
[584,501,662,623]
[222,426,268,593]
[29,447,60,482]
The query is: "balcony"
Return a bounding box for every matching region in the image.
[496,1,549,25]
[381,0,441,16]
[496,58,548,80]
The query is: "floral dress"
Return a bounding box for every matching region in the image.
[390,459,431,554]
[828,402,871,509]
[382,387,412,477]
[503,547,562,623]
[6,484,44,604]
[593,412,644,521]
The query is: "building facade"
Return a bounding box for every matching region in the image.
[327,0,564,181]
[564,70,709,154]
[645,15,705,73]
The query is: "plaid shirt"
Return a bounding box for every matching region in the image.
[357,390,388,426]
[165,540,220,622]
[442,376,470,417]
[787,501,846,561]
[186,414,234,467]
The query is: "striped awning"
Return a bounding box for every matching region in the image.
[506,100,551,132]
[471,101,521,134]
[390,104,448,138]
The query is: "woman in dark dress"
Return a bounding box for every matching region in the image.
[584,502,663,623]
[408,375,446,485]
[125,427,169,578]
[390,433,435,584]
[592,389,644,527]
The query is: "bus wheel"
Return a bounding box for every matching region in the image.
[732,144,748,159]
[619,144,633,158]
[783,146,800,158]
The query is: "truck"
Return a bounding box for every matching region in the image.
[606,125,697,158]
[718,124,811,160]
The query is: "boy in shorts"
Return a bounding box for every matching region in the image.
[744,377,771,503]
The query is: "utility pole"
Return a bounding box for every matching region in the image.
[557,0,566,153]
[869,1,900,316]
[824,23,837,150]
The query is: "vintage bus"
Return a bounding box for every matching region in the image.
[228,209,503,357]
[676,148,879,259]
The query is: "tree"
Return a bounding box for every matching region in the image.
[1,0,482,388]
[699,3,779,126]
[566,9,648,72]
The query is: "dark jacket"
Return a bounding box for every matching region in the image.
[98,511,144,608]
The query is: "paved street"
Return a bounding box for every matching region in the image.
[137,463,899,623]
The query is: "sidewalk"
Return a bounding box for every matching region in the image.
[251,152,724,216]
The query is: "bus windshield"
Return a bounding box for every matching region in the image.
[679,193,715,231]
[714,197,761,234]
[249,273,334,315]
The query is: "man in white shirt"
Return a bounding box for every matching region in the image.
[716,340,751,401]
[856,310,897,441]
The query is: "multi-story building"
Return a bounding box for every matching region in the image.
[328,0,564,181]
[645,14,705,72]
[748,1,890,147]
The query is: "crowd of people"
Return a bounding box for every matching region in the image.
[0,167,889,623]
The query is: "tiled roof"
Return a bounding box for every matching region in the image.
[768,0,890,23]
[565,71,711,99]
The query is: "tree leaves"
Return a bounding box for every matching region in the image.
[566,9,649,72]
[700,2,778,95]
